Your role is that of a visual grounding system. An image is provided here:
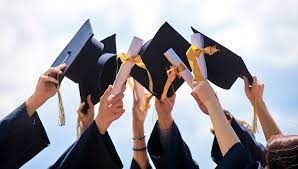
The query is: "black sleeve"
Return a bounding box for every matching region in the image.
[130,158,152,169]
[211,111,266,167]
[215,143,259,169]
[49,121,123,169]
[147,121,200,169]
[0,103,50,169]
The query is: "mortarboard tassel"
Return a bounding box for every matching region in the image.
[161,64,186,101]
[127,77,153,112]
[57,75,66,126]
[140,93,153,112]
[186,45,220,81]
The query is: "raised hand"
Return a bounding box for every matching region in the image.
[26,64,66,116]
[244,76,264,105]
[77,95,95,133]
[95,85,125,134]
[155,94,176,129]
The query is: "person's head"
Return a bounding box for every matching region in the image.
[266,135,298,169]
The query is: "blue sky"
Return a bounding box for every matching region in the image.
[0,0,297,168]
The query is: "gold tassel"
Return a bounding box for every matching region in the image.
[117,53,154,93]
[140,93,153,112]
[160,64,186,101]
[252,97,258,133]
[57,75,65,126]
[186,45,220,81]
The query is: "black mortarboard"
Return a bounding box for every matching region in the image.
[191,27,253,89]
[130,22,191,100]
[51,20,118,113]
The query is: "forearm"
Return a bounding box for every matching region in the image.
[207,101,240,156]
[133,120,149,169]
[157,114,173,130]
[255,100,282,141]
[25,94,46,117]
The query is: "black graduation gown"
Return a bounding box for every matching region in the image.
[0,103,50,169]
[147,121,200,169]
[215,143,263,169]
[49,121,123,169]
[130,158,152,169]
[211,111,266,167]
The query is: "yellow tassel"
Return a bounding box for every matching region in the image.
[140,93,153,112]
[252,97,258,133]
[57,75,65,126]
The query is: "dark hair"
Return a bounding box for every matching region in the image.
[266,135,298,169]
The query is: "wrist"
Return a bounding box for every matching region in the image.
[158,115,173,130]
[133,121,144,137]
[95,115,110,135]
[205,97,220,110]
[25,94,44,117]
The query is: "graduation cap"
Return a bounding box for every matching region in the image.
[211,115,266,167]
[130,22,191,100]
[188,27,259,133]
[188,27,253,89]
[51,19,118,126]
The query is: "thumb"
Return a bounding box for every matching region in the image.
[86,95,94,109]
[102,85,113,100]
[243,76,250,94]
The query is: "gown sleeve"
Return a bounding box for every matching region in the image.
[147,121,200,169]
[0,102,50,169]
[215,143,263,169]
[49,121,123,169]
[211,111,266,167]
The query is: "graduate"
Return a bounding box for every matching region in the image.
[243,77,298,169]
[129,79,152,169]
[192,80,261,169]
[49,85,125,169]
[128,22,199,169]
[147,94,200,169]
[0,64,66,169]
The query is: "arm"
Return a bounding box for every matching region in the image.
[50,85,126,169]
[131,81,150,169]
[25,64,66,116]
[192,80,240,156]
[0,64,66,168]
[244,76,282,141]
[76,94,95,137]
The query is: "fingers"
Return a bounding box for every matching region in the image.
[77,102,86,113]
[86,94,94,109]
[110,106,125,114]
[56,64,67,71]
[192,80,199,87]
[40,75,59,84]
[252,76,257,88]
[44,67,63,76]
[108,93,124,105]
[111,101,123,109]
[191,91,200,101]
[102,85,113,100]
[243,76,250,93]
[169,94,176,102]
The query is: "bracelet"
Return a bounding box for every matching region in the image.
[133,147,147,151]
[132,135,146,141]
